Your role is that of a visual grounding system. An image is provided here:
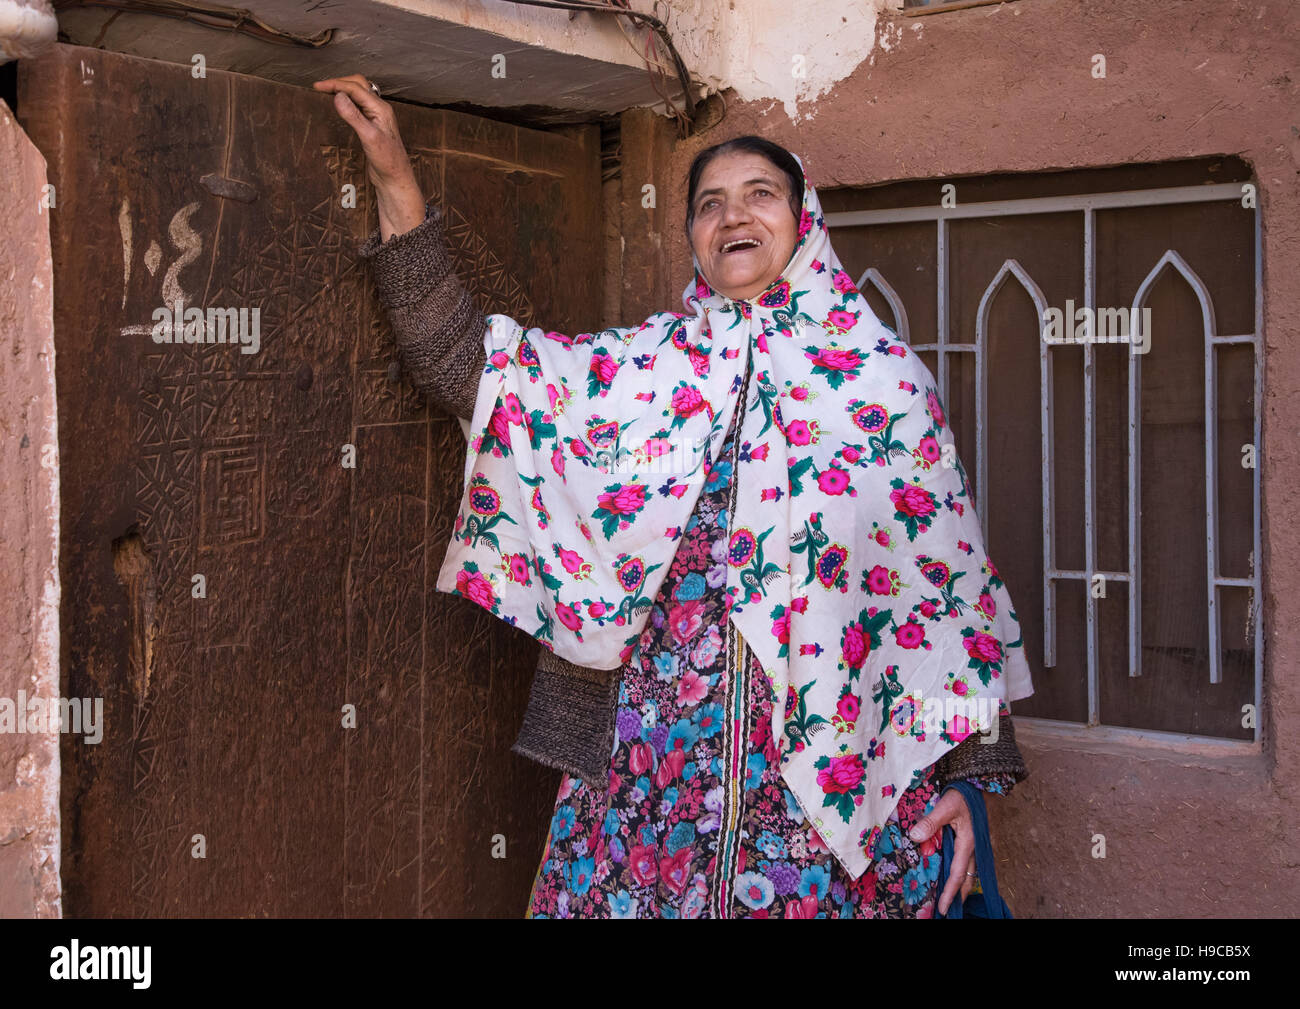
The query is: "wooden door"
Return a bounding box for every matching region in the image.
[18,44,602,916]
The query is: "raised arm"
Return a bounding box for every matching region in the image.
[316,73,487,422]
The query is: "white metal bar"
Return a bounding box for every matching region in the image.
[1207,308,1221,683]
[1050,569,1132,581]
[1125,213,1142,682]
[937,219,948,416]
[908,343,977,353]
[972,260,1051,658]
[1084,208,1099,720]
[1252,203,1263,743]
[976,301,986,549]
[825,183,1248,228]
[1042,272,1057,668]
[1130,250,1221,684]
[855,267,911,343]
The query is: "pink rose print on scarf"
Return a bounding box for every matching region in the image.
[817,752,865,794]
[482,403,513,457]
[805,343,864,390]
[504,552,532,586]
[455,563,498,614]
[946,712,976,744]
[771,605,791,657]
[785,417,819,446]
[814,747,867,823]
[687,344,711,379]
[892,614,931,651]
[862,564,902,597]
[587,347,619,398]
[667,381,713,431]
[798,208,814,241]
[926,387,946,429]
[592,480,648,539]
[832,687,861,734]
[912,431,943,469]
[889,477,939,540]
[838,606,891,675]
[962,626,1005,686]
[822,308,860,336]
[816,464,853,498]
[555,600,584,635]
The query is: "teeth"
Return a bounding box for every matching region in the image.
[722,238,760,252]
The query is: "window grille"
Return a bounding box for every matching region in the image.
[824,165,1261,742]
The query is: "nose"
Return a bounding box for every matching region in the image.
[720,196,753,230]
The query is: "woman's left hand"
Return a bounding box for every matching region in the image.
[907,787,977,916]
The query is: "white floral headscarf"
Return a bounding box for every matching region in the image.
[437,153,1034,879]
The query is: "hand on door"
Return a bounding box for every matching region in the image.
[314,74,426,241]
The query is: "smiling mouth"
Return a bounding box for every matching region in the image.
[720,238,762,254]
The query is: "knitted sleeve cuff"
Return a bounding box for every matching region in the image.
[512,650,620,783]
[932,714,1029,791]
[356,197,448,310]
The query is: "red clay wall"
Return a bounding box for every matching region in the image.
[0,99,61,918]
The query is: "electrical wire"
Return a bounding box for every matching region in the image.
[499,0,698,132]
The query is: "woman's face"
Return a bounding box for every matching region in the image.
[688,151,799,302]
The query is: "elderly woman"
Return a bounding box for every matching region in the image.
[318,74,1033,919]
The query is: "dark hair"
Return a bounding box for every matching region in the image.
[685,135,804,234]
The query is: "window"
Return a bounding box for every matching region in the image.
[823,158,1261,741]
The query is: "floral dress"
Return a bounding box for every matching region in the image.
[524,375,1016,919]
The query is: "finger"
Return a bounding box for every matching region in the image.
[960,852,975,901]
[907,789,959,843]
[937,854,963,915]
[907,813,936,845]
[939,817,976,915]
[330,91,379,140]
[317,77,389,122]
[312,73,370,92]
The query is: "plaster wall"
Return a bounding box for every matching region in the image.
[0,98,60,918]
